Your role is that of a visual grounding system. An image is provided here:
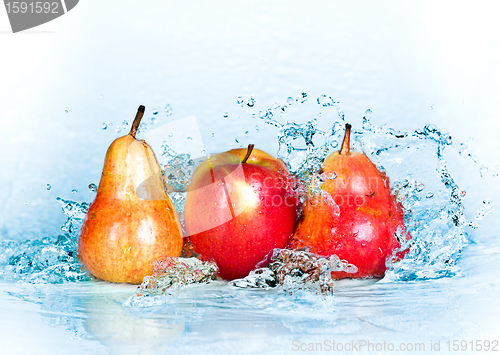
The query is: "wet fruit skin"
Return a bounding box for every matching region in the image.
[290,124,406,278]
[184,147,298,280]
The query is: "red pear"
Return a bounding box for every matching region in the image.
[184,145,298,280]
[290,124,406,278]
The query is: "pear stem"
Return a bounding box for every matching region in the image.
[129,105,145,138]
[340,123,351,155]
[242,144,255,164]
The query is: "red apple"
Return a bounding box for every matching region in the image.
[290,124,406,278]
[184,145,298,280]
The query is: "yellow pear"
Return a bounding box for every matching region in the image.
[79,106,183,284]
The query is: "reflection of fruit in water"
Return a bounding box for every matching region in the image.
[79,106,183,284]
[291,124,406,278]
[82,283,184,352]
[184,145,298,280]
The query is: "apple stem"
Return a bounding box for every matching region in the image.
[242,144,255,164]
[129,105,145,138]
[340,123,351,155]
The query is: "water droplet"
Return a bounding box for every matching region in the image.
[235,137,240,144]
[64,110,68,113]
[152,108,159,115]
[165,104,173,116]
[287,97,294,105]
[102,122,107,130]
[115,126,121,133]
[122,120,129,131]
[24,201,28,205]
[186,137,193,142]
[317,95,335,107]
[211,133,215,138]
[426,192,434,198]
[362,109,372,130]
[252,113,256,119]
[88,183,97,193]
[272,102,280,110]
[296,92,308,104]
[150,117,157,124]
[479,164,488,177]
[430,105,434,109]
[246,95,256,107]
[46,184,51,190]
[237,96,244,106]
[201,150,206,155]
[328,137,338,149]
[259,110,273,120]
[71,189,77,194]
[168,133,174,138]
[139,122,148,131]
[416,183,425,192]
[245,130,249,135]
[255,125,259,132]
[475,198,494,220]
[223,112,229,119]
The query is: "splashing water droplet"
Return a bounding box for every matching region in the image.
[150,117,157,124]
[272,102,280,110]
[101,122,107,130]
[24,201,28,205]
[223,112,229,119]
[165,104,173,116]
[186,137,193,143]
[287,97,294,105]
[246,95,256,107]
[139,122,148,132]
[71,189,77,194]
[362,109,372,130]
[426,192,434,198]
[236,96,244,106]
[475,199,494,221]
[235,137,240,144]
[115,126,121,133]
[211,133,215,138]
[479,164,488,177]
[329,138,338,149]
[296,92,308,104]
[255,125,259,132]
[88,183,97,193]
[46,184,51,191]
[317,95,335,107]
[245,130,249,135]
[64,110,68,113]
[152,108,159,115]
[168,133,174,138]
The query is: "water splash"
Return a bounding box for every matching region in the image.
[0,198,90,283]
[1,93,492,289]
[230,249,357,295]
[125,257,218,307]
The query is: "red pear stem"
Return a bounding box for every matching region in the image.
[340,123,351,155]
[129,105,145,138]
[241,144,255,164]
